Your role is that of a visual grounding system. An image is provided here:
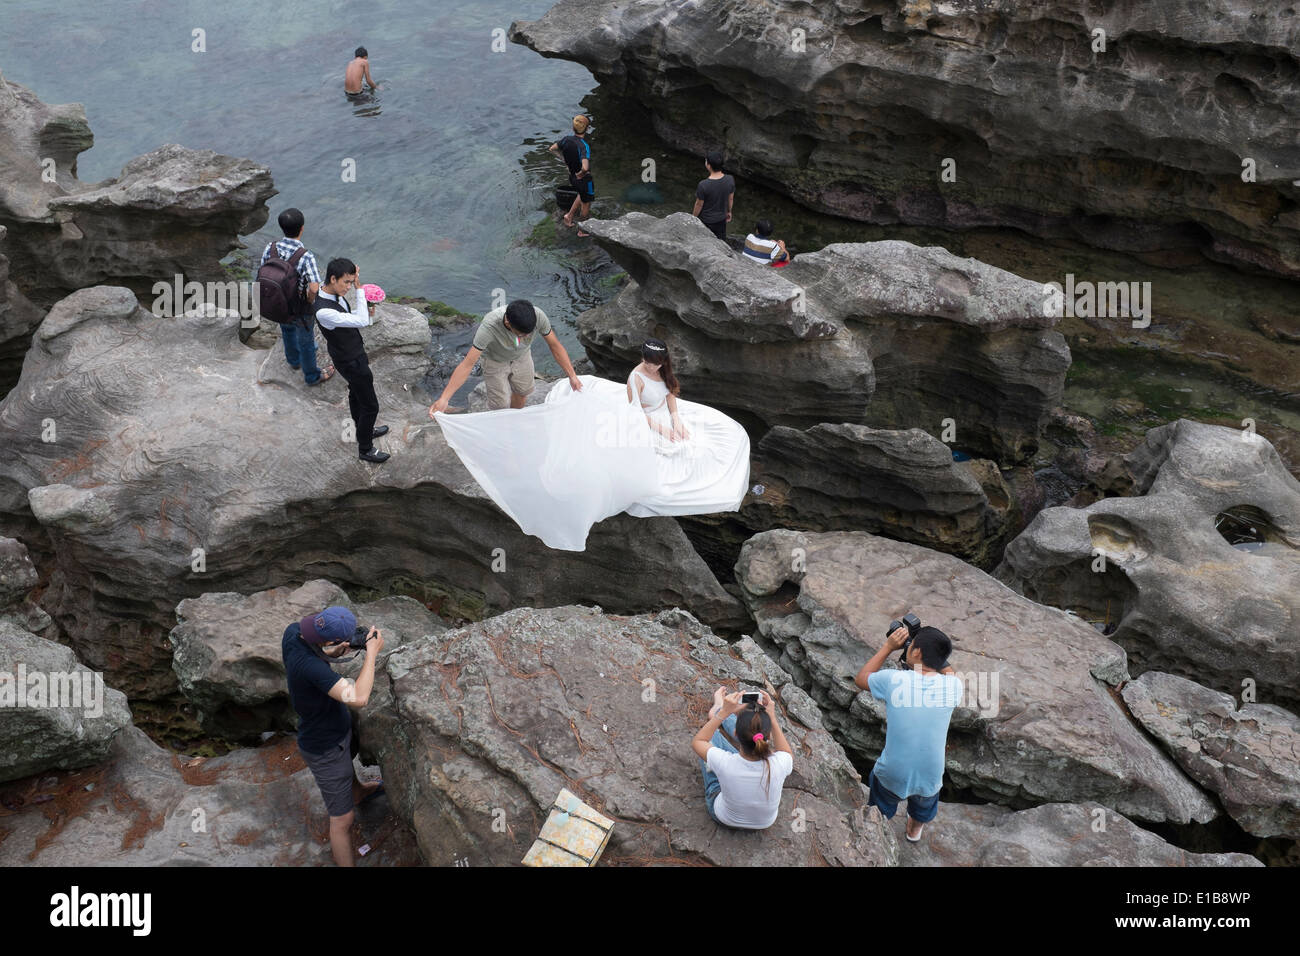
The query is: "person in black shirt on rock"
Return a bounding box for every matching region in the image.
[281,605,385,866]
[693,150,735,242]
[313,257,391,463]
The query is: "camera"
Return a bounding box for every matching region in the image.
[740,691,761,706]
[348,624,374,650]
[887,612,922,666]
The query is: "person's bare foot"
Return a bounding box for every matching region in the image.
[905,816,925,841]
[709,685,726,719]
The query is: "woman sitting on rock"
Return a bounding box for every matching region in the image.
[692,687,794,829]
[433,338,750,551]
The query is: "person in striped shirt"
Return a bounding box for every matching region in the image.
[741,219,790,266]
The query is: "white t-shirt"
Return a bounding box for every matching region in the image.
[707,748,794,828]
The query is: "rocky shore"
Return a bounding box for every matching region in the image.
[1,17,1296,866]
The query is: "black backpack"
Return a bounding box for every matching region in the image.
[256,244,308,324]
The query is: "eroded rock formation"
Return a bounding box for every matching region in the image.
[513,1,1300,278]
[997,420,1300,710]
[0,287,744,700]
[0,71,274,308]
[578,213,1068,464]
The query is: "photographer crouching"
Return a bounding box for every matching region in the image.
[854,613,962,843]
[282,606,385,866]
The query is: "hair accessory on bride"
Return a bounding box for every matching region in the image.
[643,341,666,352]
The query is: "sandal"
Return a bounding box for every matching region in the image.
[307,365,335,386]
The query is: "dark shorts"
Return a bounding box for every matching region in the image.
[569,176,595,202]
[702,218,727,241]
[867,769,940,823]
[299,729,354,818]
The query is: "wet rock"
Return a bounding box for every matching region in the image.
[997,420,1300,710]
[360,604,899,866]
[1122,671,1300,840]
[577,213,1068,465]
[735,528,1216,824]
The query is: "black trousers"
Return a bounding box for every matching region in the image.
[703,218,727,241]
[337,356,379,452]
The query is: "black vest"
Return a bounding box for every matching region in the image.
[314,292,367,365]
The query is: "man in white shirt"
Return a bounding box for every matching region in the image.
[313,258,390,463]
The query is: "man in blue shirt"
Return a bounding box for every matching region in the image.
[854,624,962,842]
[282,605,384,866]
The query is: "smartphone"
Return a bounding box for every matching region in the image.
[741,691,761,705]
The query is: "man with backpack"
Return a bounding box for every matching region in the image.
[258,208,333,386]
[550,115,594,236]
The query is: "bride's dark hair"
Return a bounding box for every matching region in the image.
[641,338,680,395]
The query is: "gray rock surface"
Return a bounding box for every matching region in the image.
[1122,671,1300,840]
[578,213,1068,464]
[171,579,447,741]
[0,225,43,389]
[0,536,49,634]
[902,801,1261,867]
[0,72,273,308]
[735,529,1217,824]
[997,420,1300,710]
[512,2,1300,279]
[360,604,899,866]
[742,424,1012,565]
[0,724,416,866]
[0,286,744,699]
[0,622,132,783]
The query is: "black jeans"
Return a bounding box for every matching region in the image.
[337,356,379,452]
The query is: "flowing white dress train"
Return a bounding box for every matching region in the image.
[434,372,750,551]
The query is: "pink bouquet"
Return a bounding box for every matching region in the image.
[361,283,385,318]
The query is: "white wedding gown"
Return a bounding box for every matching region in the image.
[434,372,750,551]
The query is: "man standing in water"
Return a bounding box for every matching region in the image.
[345,47,377,95]
[429,300,583,412]
[550,115,595,236]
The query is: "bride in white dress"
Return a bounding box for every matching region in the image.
[433,338,750,551]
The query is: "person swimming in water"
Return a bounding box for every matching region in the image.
[345,47,377,95]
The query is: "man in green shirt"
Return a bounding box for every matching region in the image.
[429,299,584,412]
